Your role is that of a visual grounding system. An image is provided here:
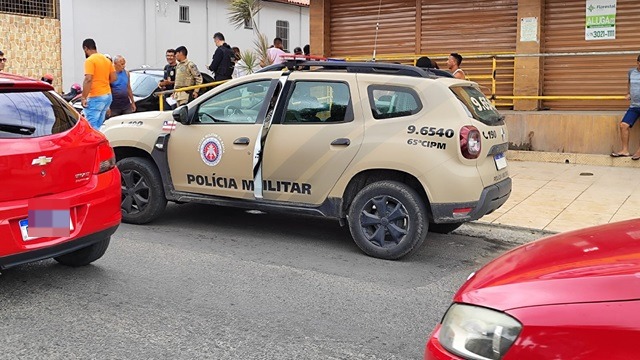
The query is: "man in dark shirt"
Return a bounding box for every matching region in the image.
[208,32,235,81]
[159,48,177,90]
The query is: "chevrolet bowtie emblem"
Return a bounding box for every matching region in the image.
[31,156,53,166]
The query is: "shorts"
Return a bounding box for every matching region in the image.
[621,107,640,127]
[84,94,113,129]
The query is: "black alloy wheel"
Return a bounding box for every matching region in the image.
[348,180,428,260]
[117,157,167,224]
[359,195,409,248]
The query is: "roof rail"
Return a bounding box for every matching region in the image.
[256,60,453,78]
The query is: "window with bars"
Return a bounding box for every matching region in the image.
[0,0,58,19]
[276,20,289,52]
[179,5,189,23]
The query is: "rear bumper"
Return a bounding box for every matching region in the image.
[431,177,512,223]
[0,168,121,266]
[0,224,118,270]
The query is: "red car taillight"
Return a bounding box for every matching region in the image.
[460,125,481,159]
[94,141,116,174]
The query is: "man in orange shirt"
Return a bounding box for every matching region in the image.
[81,38,116,129]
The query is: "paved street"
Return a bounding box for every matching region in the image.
[0,204,513,360]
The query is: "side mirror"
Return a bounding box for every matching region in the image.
[172,105,189,124]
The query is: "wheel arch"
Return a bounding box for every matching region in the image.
[341,169,433,220]
[114,146,154,163]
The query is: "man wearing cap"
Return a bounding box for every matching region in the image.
[173,45,203,107]
[81,38,116,129]
[0,50,6,72]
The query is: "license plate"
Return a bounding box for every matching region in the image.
[494,152,507,170]
[19,218,74,241]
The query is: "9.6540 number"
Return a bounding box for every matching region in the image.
[407,125,455,138]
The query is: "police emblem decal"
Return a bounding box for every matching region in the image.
[199,135,224,167]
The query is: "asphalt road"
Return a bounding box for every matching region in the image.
[0,203,514,360]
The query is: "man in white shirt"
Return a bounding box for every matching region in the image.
[267,37,286,65]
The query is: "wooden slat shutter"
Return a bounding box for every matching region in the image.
[420,0,517,107]
[543,0,640,110]
[330,0,416,58]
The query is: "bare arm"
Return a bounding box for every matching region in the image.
[127,70,136,111]
[453,70,466,80]
[81,74,93,107]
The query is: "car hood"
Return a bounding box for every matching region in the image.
[455,219,640,311]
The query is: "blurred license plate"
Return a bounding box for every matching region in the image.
[19,218,74,241]
[494,153,507,170]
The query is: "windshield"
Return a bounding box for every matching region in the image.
[130,72,162,98]
[450,86,504,125]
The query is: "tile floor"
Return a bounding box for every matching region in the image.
[477,160,640,233]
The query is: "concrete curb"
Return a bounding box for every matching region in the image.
[453,221,559,245]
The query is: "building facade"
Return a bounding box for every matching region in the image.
[0,0,309,91]
[310,0,640,111]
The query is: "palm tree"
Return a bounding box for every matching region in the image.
[228,0,263,33]
[227,0,271,68]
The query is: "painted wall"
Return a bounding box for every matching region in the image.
[60,0,309,90]
[0,13,62,91]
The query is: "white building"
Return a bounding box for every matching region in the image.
[60,0,309,89]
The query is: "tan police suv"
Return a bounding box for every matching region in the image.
[102,60,511,260]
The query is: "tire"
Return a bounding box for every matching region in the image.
[347,181,428,260]
[118,157,167,224]
[54,237,110,267]
[429,222,463,234]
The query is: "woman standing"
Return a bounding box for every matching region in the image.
[109,55,136,117]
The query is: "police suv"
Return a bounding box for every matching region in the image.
[102,60,511,260]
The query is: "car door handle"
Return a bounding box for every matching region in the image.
[234,137,250,145]
[331,138,350,146]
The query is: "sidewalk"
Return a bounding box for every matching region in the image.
[467,156,640,241]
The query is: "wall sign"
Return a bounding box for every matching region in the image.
[520,17,538,42]
[586,0,616,40]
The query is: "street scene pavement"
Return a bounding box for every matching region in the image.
[0,204,512,360]
[457,157,640,244]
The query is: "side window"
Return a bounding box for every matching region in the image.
[283,81,353,124]
[368,86,422,120]
[0,91,77,138]
[196,80,271,124]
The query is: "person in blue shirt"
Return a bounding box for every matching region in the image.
[612,54,640,160]
[109,55,136,117]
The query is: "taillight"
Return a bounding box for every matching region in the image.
[460,125,481,159]
[94,141,116,174]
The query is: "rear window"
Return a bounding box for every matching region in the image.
[368,85,422,120]
[450,86,504,125]
[0,91,78,138]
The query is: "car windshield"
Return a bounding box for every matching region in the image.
[130,72,162,98]
[450,86,504,125]
[0,91,78,138]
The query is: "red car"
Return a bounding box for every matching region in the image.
[425,219,640,360]
[0,73,120,269]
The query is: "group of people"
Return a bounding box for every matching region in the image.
[156,34,310,109]
[80,38,135,129]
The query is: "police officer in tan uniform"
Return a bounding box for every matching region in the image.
[173,46,203,106]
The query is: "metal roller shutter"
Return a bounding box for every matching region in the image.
[330,0,416,58]
[543,0,640,110]
[420,0,517,107]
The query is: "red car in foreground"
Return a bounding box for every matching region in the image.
[0,73,120,269]
[425,219,640,360]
